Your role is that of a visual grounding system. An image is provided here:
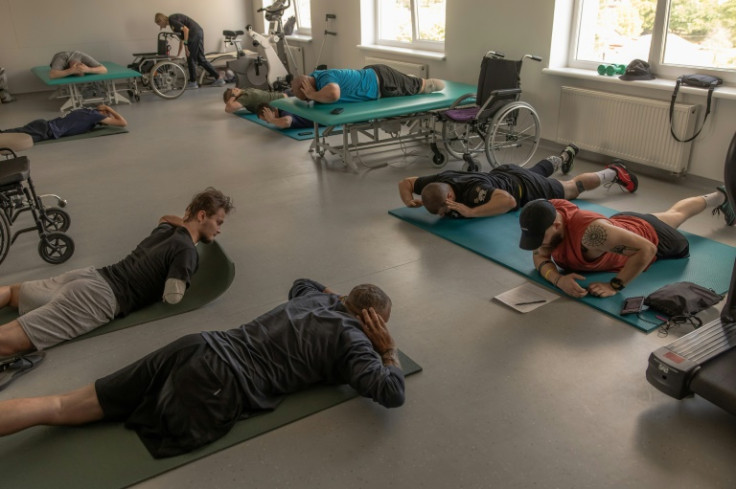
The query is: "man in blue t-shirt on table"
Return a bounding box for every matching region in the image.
[0,105,127,143]
[290,64,446,104]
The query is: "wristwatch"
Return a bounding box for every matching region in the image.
[610,277,626,291]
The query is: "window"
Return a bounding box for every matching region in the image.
[569,0,736,82]
[374,0,446,51]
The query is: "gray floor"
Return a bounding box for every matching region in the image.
[2,89,736,489]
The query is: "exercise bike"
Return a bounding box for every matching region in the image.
[228,0,295,92]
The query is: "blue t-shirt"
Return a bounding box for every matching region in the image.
[311,68,379,103]
[48,108,107,139]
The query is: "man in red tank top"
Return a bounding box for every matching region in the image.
[518,187,734,298]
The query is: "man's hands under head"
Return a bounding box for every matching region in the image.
[555,274,619,299]
[443,199,474,218]
[299,78,317,100]
[360,307,400,368]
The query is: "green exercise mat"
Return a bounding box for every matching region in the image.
[234,112,340,140]
[35,125,129,144]
[0,350,421,489]
[389,202,736,332]
[0,240,235,341]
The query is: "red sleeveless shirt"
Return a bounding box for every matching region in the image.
[550,200,658,272]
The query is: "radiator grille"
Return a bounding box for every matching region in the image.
[364,56,428,78]
[556,86,699,175]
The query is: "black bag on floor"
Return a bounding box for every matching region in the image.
[644,281,722,328]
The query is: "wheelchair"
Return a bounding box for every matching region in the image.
[438,51,542,171]
[0,139,74,266]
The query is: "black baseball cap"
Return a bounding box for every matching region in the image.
[619,59,655,81]
[519,199,557,250]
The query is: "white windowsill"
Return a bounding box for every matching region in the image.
[544,67,736,101]
[286,34,312,43]
[357,44,446,61]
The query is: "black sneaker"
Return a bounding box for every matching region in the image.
[560,144,579,174]
[713,185,735,226]
[605,161,638,193]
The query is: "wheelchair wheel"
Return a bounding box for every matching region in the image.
[442,120,486,161]
[0,211,10,266]
[42,208,71,233]
[38,232,75,264]
[150,61,187,99]
[484,101,540,168]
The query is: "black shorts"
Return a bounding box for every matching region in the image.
[95,334,244,458]
[495,163,564,207]
[364,64,423,98]
[612,212,690,259]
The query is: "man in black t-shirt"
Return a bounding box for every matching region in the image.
[154,12,225,89]
[0,188,233,358]
[398,146,638,219]
[0,279,404,458]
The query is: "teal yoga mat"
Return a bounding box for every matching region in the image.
[0,350,421,489]
[0,240,235,342]
[234,112,340,140]
[389,202,736,332]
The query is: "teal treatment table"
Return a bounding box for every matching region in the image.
[271,80,476,171]
[31,61,142,112]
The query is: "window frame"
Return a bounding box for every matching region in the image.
[373,0,445,53]
[567,0,735,85]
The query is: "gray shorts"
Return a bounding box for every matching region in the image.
[18,267,118,350]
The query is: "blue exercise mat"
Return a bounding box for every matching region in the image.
[389,202,736,332]
[234,112,341,141]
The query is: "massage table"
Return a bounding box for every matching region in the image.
[270,80,476,171]
[31,61,142,112]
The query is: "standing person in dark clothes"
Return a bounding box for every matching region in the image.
[0,188,233,359]
[0,278,405,458]
[154,12,225,89]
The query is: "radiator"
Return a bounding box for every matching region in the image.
[286,45,305,76]
[556,86,699,174]
[364,56,428,78]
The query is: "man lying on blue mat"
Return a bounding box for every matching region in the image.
[399,146,638,218]
[0,188,233,363]
[518,187,735,298]
[0,279,404,458]
[290,64,445,104]
[0,105,127,143]
[223,87,311,129]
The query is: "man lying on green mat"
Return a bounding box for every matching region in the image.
[518,187,735,298]
[0,278,405,458]
[223,87,312,129]
[0,188,233,361]
[398,146,638,219]
[0,105,127,143]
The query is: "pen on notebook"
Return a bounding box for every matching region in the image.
[515,300,547,306]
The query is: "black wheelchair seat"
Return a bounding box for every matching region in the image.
[0,156,30,186]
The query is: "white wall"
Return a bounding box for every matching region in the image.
[0,0,248,93]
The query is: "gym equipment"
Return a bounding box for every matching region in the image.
[647,131,736,414]
[228,0,295,91]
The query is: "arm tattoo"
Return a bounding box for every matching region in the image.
[610,244,640,256]
[582,224,607,248]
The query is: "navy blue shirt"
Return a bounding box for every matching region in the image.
[201,279,405,411]
[48,108,107,139]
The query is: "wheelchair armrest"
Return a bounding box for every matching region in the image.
[477,88,521,113]
[448,93,476,109]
